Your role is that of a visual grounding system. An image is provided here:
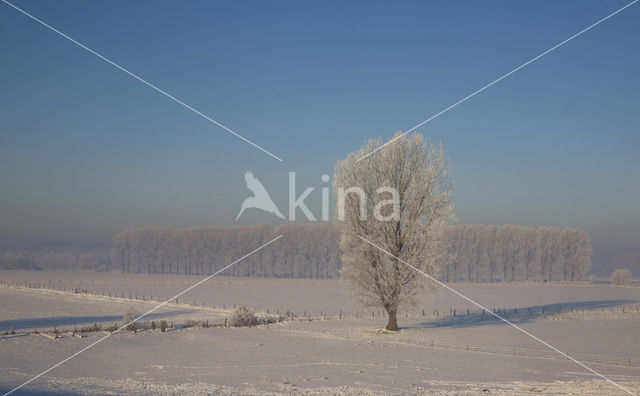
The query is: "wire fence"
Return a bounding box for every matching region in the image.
[2,279,639,369]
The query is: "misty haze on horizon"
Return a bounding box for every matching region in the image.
[1,1,639,274]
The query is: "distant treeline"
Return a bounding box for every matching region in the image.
[109,224,592,282]
[0,248,110,271]
[110,224,342,278]
[0,224,594,281]
[441,225,592,282]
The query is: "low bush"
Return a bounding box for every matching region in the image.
[611,269,632,286]
[229,307,284,327]
[230,306,260,327]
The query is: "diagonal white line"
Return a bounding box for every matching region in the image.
[357,0,639,162]
[356,234,638,396]
[1,0,283,162]
[2,234,283,396]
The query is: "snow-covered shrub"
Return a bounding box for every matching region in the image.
[611,269,632,286]
[123,306,138,331]
[230,306,260,327]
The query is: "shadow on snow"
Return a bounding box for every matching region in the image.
[408,299,636,329]
[0,309,194,331]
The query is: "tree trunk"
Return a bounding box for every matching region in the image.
[385,309,399,331]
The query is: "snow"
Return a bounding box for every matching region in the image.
[1,271,639,395]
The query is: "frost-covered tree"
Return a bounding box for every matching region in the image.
[570,228,592,281]
[440,226,462,282]
[463,225,483,282]
[123,306,138,331]
[497,225,520,282]
[536,227,555,281]
[482,225,499,282]
[520,226,537,281]
[334,133,453,331]
[611,269,632,286]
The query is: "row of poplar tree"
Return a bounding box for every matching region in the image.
[110,223,591,281]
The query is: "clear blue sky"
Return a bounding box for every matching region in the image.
[1,0,639,266]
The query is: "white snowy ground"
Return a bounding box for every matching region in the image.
[3,270,640,316]
[1,271,639,395]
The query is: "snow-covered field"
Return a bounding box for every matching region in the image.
[1,270,639,395]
